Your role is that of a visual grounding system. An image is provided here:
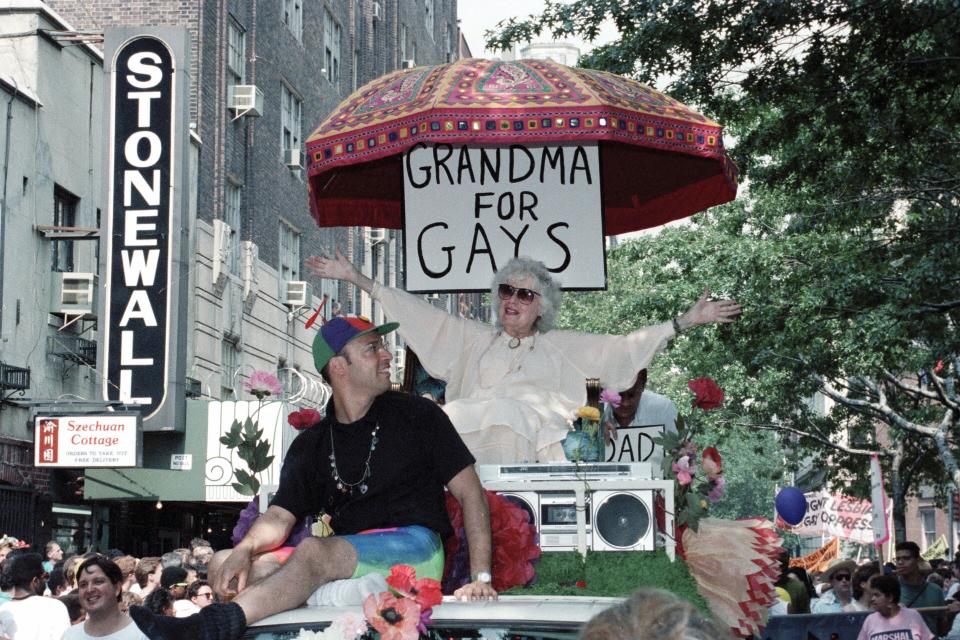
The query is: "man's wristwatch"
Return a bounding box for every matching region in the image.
[472,571,492,584]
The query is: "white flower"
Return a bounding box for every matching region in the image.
[327,612,370,639]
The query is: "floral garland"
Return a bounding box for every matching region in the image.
[654,377,727,536]
[295,565,443,640]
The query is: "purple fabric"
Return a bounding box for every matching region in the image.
[231,497,312,547]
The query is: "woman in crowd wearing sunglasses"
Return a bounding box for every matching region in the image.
[308,250,740,464]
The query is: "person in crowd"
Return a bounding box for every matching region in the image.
[853,561,881,611]
[896,541,949,635]
[947,560,960,600]
[184,580,213,614]
[113,556,138,592]
[63,554,97,596]
[812,558,860,613]
[64,556,148,640]
[127,316,496,640]
[858,574,933,640]
[132,558,161,598]
[58,593,85,625]
[48,567,69,597]
[143,589,175,617]
[119,592,142,615]
[159,552,182,570]
[0,552,71,639]
[159,567,188,602]
[929,572,946,591]
[189,540,214,577]
[308,252,741,464]
[774,550,811,614]
[602,368,678,468]
[578,587,729,639]
[42,542,62,573]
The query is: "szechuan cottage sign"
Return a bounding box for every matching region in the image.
[100,28,190,432]
[402,142,606,292]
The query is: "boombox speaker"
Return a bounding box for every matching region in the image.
[591,489,654,551]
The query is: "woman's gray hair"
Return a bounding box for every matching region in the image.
[579,588,730,640]
[490,256,563,333]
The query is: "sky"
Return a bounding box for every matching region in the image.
[456,1,618,60]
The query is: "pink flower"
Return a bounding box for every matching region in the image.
[687,377,724,410]
[363,592,421,640]
[288,408,322,430]
[707,475,726,502]
[244,370,282,400]
[600,389,621,408]
[672,456,694,485]
[702,446,722,479]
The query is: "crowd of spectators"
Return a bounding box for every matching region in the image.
[0,534,217,637]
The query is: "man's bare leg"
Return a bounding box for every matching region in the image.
[234,536,357,622]
[131,536,358,640]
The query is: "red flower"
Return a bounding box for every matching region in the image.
[386,564,442,611]
[688,377,724,410]
[287,408,321,430]
[575,581,587,588]
[363,592,421,640]
[702,446,723,479]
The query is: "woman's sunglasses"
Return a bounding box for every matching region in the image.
[498,283,541,305]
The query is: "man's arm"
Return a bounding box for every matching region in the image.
[213,505,296,596]
[446,466,497,601]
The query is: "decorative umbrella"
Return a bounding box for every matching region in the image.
[305,58,737,235]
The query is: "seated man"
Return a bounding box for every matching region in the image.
[131,317,497,640]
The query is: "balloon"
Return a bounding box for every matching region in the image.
[775,487,807,526]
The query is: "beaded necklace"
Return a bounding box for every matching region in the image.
[329,422,380,495]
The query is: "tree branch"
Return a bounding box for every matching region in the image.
[734,420,883,458]
[820,378,938,437]
[882,370,940,401]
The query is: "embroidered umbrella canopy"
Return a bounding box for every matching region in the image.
[305,58,737,235]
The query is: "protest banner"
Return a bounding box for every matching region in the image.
[921,534,948,561]
[781,490,876,544]
[789,537,840,573]
[402,142,605,291]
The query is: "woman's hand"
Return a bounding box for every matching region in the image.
[305,248,358,283]
[678,288,742,330]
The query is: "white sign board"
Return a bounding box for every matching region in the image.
[783,490,877,545]
[403,143,605,291]
[171,453,193,471]
[34,414,139,467]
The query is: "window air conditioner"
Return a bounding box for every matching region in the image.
[51,272,97,316]
[283,148,303,167]
[283,280,311,307]
[228,84,264,117]
[394,348,406,370]
[426,293,441,301]
[366,227,386,244]
[372,1,382,20]
[401,59,415,69]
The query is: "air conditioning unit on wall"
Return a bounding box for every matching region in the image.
[228,84,264,117]
[283,280,311,307]
[372,2,382,21]
[283,148,302,167]
[366,227,386,244]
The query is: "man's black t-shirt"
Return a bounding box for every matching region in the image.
[270,391,475,539]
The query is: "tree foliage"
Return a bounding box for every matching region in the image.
[496,1,960,532]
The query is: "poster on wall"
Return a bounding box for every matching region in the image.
[403,142,606,292]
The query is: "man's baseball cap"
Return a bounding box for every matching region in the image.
[313,316,399,372]
[160,566,188,589]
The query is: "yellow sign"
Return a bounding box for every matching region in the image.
[921,534,948,561]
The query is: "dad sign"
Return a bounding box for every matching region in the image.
[403,143,605,292]
[100,29,190,431]
[784,490,876,545]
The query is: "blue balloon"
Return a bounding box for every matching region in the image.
[776,487,807,525]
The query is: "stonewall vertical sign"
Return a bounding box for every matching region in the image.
[100,29,190,432]
[402,143,606,292]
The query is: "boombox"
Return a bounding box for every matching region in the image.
[496,488,655,552]
[478,463,674,557]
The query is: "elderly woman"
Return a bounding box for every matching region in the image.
[308,250,740,464]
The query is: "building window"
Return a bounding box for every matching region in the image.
[353,49,359,92]
[323,9,342,85]
[221,338,239,399]
[282,0,302,42]
[225,183,242,274]
[444,23,453,62]
[400,23,407,62]
[921,509,936,549]
[227,18,246,86]
[53,186,78,272]
[425,0,434,35]
[279,221,301,281]
[281,84,302,157]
